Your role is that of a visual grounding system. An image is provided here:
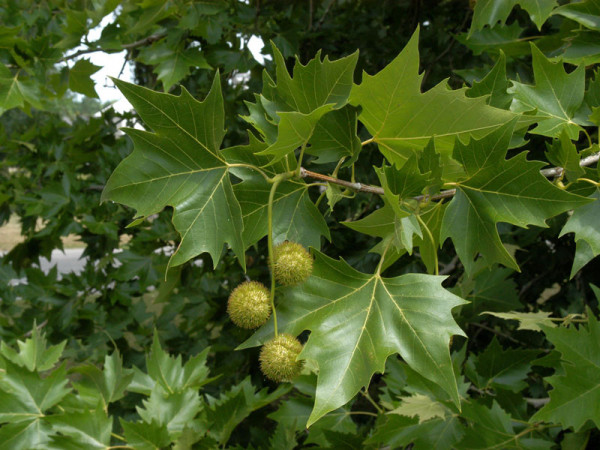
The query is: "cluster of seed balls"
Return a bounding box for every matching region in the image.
[227,241,313,382]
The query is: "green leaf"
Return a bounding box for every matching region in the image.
[267,395,356,446]
[121,419,171,450]
[559,189,600,277]
[545,131,585,182]
[0,324,65,372]
[440,119,591,274]
[71,351,134,409]
[269,45,358,113]
[137,42,211,91]
[241,251,467,426]
[102,74,246,270]
[350,28,515,166]
[146,331,211,393]
[257,45,358,162]
[205,377,290,444]
[390,394,449,423]
[458,23,530,57]
[459,400,524,449]
[68,59,101,98]
[0,419,52,450]
[366,414,465,450]
[553,0,600,31]
[454,266,521,318]
[532,314,600,430]
[470,0,557,33]
[0,65,42,113]
[465,337,540,392]
[483,311,557,332]
[268,422,298,450]
[510,45,589,139]
[466,51,512,109]
[0,361,71,422]
[307,105,362,165]
[225,135,330,249]
[137,384,202,434]
[46,408,112,449]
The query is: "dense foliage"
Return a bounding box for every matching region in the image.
[1,0,600,448]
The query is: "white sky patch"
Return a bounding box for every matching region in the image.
[84,14,133,113]
[248,35,269,64]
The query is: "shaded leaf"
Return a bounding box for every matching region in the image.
[241,251,467,425]
[68,59,101,98]
[483,311,557,332]
[465,337,540,392]
[560,189,600,278]
[532,314,600,430]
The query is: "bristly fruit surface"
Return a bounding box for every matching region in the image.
[272,241,313,286]
[227,281,271,329]
[259,333,304,382]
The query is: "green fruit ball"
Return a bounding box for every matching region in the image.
[259,333,304,382]
[227,281,271,329]
[272,241,313,286]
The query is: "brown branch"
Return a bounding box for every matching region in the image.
[540,151,600,177]
[299,150,600,202]
[59,33,166,63]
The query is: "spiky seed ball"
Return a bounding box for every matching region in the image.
[227,281,271,329]
[272,241,313,286]
[259,333,304,382]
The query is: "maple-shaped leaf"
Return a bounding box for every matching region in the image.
[137,42,211,92]
[146,331,212,393]
[390,393,449,423]
[102,74,246,270]
[0,419,53,450]
[46,407,112,449]
[0,361,71,423]
[223,135,330,249]
[121,419,171,450]
[349,28,515,167]
[307,105,362,165]
[205,377,290,444]
[137,384,202,435]
[68,59,101,98]
[240,251,467,426]
[510,45,590,139]
[469,0,557,33]
[544,131,585,182]
[257,45,358,162]
[267,395,356,447]
[440,119,591,274]
[465,337,540,392]
[0,323,65,372]
[459,400,552,449]
[366,414,465,450]
[532,314,600,430]
[454,266,521,318]
[559,189,600,278]
[483,311,557,332]
[71,351,134,410]
[466,51,512,109]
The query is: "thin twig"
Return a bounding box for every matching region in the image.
[59,33,166,62]
[23,319,48,337]
[315,0,336,31]
[299,151,600,202]
[540,152,600,177]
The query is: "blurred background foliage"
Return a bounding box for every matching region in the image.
[1,0,599,447]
